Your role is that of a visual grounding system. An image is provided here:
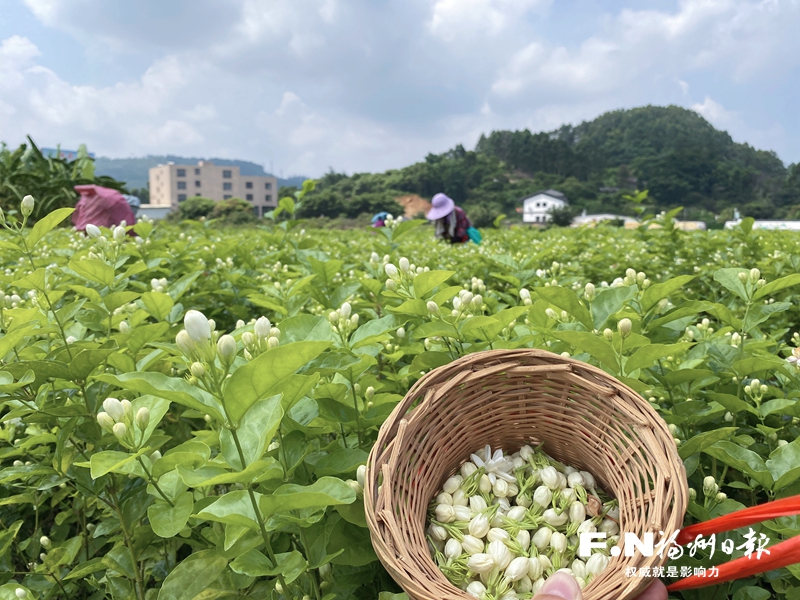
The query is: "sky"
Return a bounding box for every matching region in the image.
[1,0,799,178]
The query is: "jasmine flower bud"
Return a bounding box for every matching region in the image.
[113,422,127,440]
[427,301,439,314]
[505,556,530,582]
[217,334,237,365]
[385,263,398,278]
[468,513,490,538]
[527,556,544,580]
[184,310,211,343]
[617,318,632,338]
[435,504,456,523]
[103,398,125,421]
[97,412,115,430]
[254,316,271,339]
[40,535,51,549]
[462,535,485,555]
[135,407,150,430]
[487,539,513,569]
[532,527,552,550]
[467,553,495,574]
[543,508,569,527]
[466,581,487,598]
[540,466,559,490]
[176,330,195,355]
[586,552,609,576]
[444,539,462,560]
[21,195,35,217]
[550,531,567,553]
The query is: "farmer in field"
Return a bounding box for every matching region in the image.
[72,184,136,234]
[426,192,479,244]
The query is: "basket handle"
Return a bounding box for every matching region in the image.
[666,494,800,591]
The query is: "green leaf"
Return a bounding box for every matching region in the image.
[753,273,800,301]
[534,286,593,330]
[305,448,368,476]
[412,270,454,298]
[148,492,194,537]
[390,218,425,241]
[624,342,692,374]
[459,316,504,340]
[96,372,225,423]
[702,441,773,488]
[705,392,758,416]
[157,550,228,600]
[412,321,459,339]
[247,294,288,315]
[388,298,429,317]
[26,207,74,248]
[220,395,283,469]
[733,587,771,600]
[196,490,261,529]
[678,428,738,459]
[223,341,329,425]
[68,257,115,287]
[591,285,637,330]
[713,268,749,301]
[552,331,618,371]
[760,398,796,418]
[177,458,283,487]
[140,291,175,321]
[0,325,35,360]
[259,477,356,520]
[379,594,410,600]
[64,557,107,580]
[350,314,397,348]
[742,301,792,333]
[766,439,800,490]
[69,348,117,380]
[0,521,22,557]
[641,275,696,312]
[89,450,147,479]
[279,315,334,343]
[152,441,211,478]
[230,550,307,583]
[103,291,140,312]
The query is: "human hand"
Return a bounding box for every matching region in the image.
[531,572,668,600]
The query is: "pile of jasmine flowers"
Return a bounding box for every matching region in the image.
[427,444,617,599]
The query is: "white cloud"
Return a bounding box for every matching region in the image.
[427,0,550,41]
[692,96,737,126]
[492,0,800,100]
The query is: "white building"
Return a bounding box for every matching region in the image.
[572,212,640,228]
[521,190,568,223]
[724,220,800,231]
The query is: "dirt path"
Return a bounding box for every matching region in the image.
[395,194,431,219]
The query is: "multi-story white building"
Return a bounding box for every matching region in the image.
[144,161,278,219]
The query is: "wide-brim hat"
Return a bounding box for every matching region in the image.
[426,193,455,220]
[371,211,390,223]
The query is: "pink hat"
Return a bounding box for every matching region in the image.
[426,193,455,220]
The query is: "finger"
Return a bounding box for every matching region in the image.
[637,578,669,600]
[532,572,583,600]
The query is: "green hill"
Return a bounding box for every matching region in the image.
[298,105,800,224]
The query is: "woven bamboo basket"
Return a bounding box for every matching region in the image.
[364,349,687,600]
